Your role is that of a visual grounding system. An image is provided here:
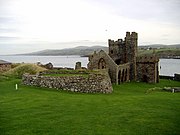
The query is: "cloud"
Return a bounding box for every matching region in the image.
[0,27,18,33]
[89,0,180,23]
[0,0,180,55]
[0,16,15,23]
[0,16,20,36]
[0,36,19,40]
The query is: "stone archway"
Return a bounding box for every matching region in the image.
[118,70,121,84]
[98,58,106,69]
[125,69,127,81]
[143,75,148,83]
[122,69,125,82]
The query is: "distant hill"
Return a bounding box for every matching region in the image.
[20,44,180,57]
[21,46,108,56]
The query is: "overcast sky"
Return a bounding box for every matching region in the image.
[0,0,180,54]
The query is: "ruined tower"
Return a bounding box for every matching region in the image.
[108,32,138,81]
[126,32,138,81]
[88,31,159,84]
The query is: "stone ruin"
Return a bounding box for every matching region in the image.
[37,62,53,69]
[22,32,160,94]
[22,70,113,93]
[0,60,12,72]
[88,32,159,84]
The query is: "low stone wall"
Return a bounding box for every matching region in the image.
[159,74,180,81]
[0,64,11,72]
[174,74,180,81]
[22,71,113,93]
[159,75,174,80]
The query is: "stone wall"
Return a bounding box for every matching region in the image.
[75,62,81,70]
[88,50,118,84]
[116,63,130,84]
[0,64,11,72]
[136,56,159,83]
[174,74,180,81]
[108,32,138,81]
[22,70,113,93]
[87,32,159,84]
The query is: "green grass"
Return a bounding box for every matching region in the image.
[42,73,89,77]
[3,63,46,79]
[0,78,180,135]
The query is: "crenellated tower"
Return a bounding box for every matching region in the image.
[108,32,138,81]
[126,32,138,80]
[108,39,125,65]
[88,31,159,84]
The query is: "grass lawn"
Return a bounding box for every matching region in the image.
[42,73,89,77]
[0,79,180,135]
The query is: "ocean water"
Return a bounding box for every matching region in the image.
[159,59,180,76]
[0,55,179,76]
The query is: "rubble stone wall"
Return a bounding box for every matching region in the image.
[22,71,113,93]
[0,64,11,72]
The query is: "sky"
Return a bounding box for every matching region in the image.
[0,0,180,54]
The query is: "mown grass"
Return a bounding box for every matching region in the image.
[0,78,180,135]
[42,73,89,77]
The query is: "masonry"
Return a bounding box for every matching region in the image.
[22,70,113,93]
[0,60,12,72]
[88,32,159,84]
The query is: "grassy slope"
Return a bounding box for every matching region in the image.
[3,64,46,78]
[0,79,180,135]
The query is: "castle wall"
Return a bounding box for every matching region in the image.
[116,63,130,84]
[88,50,118,83]
[126,32,138,81]
[108,32,138,81]
[87,32,159,84]
[108,39,126,64]
[136,56,159,83]
[22,70,113,94]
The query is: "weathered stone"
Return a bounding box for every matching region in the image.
[0,60,11,72]
[22,70,113,94]
[87,32,159,84]
[75,62,82,70]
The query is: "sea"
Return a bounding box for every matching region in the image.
[0,55,179,76]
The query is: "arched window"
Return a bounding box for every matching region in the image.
[122,69,125,82]
[98,58,106,69]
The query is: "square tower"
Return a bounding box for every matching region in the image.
[108,32,138,81]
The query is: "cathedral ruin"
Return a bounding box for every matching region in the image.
[88,32,159,84]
